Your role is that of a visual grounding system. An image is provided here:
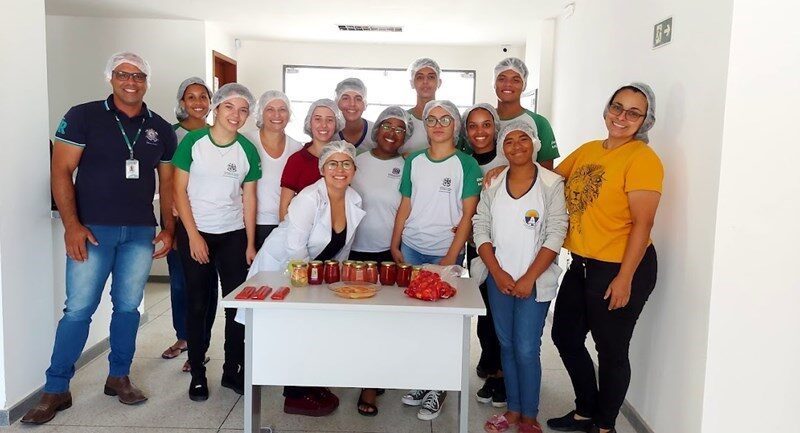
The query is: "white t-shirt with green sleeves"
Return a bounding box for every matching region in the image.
[399,149,482,256]
[172,127,262,234]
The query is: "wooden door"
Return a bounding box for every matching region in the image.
[212,50,237,91]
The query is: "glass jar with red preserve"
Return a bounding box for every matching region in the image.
[396,263,412,287]
[352,263,366,282]
[410,265,423,283]
[379,262,397,286]
[308,261,324,285]
[364,261,378,283]
[342,260,355,281]
[324,260,340,284]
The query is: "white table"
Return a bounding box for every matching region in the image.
[221,271,486,433]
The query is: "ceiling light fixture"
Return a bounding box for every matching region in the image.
[337,24,403,32]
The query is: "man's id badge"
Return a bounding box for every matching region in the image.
[125,159,140,179]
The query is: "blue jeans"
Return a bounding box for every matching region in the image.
[45,225,155,393]
[167,249,217,342]
[486,274,550,418]
[400,243,464,266]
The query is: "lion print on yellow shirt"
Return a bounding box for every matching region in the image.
[565,164,605,233]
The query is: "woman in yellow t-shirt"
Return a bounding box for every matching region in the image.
[547,83,663,433]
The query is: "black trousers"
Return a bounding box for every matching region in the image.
[177,224,247,379]
[551,246,657,429]
[466,244,502,375]
[255,224,278,251]
[349,249,394,263]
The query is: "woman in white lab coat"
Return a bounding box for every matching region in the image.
[248,140,364,417]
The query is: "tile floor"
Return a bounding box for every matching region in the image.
[4,282,639,433]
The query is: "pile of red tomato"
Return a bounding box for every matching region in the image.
[404,270,457,301]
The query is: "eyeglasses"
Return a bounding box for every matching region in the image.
[608,102,645,122]
[425,115,454,127]
[113,70,148,83]
[379,123,406,134]
[323,160,355,171]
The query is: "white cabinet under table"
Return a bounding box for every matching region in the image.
[221,271,486,433]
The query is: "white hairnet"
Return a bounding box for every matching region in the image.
[175,77,212,121]
[371,106,414,142]
[408,58,442,89]
[304,98,345,137]
[498,120,541,160]
[210,83,255,113]
[254,90,292,129]
[603,82,657,143]
[335,78,368,103]
[494,57,529,90]
[104,52,151,86]
[423,100,462,140]
[318,140,357,174]
[462,103,500,143]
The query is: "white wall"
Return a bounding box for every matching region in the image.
[236,39,524,110]
[0,0,56,409]
[548,1,734,431]
[702,1,800,430]
[204,21,237,91]
[46,15,207,280]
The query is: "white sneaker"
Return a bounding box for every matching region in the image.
[401,389,429,406]
[417,390,446,420]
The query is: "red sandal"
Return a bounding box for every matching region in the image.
[484,414,516,433]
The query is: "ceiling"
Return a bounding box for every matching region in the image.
[45,0,565,45]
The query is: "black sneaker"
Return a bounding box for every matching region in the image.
[491,378,506,408]
[476,364,490,379]
[221,372,244,395]
[547,411,593,432]
[475,378,494,404]
[189,376,209,402]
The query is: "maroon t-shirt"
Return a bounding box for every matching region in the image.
[280,143,321,193]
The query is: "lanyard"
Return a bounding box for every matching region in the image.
[114,115,145,159]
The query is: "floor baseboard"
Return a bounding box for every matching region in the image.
[0,312,150,426]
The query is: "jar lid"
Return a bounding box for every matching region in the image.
[325,260,339,265]
[364,261,378,267]
[309,260,324,266]
[380,261,396,267]
[397,263,411,269]
[353,263,365,269]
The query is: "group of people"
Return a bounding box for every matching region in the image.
[24,50,663,433]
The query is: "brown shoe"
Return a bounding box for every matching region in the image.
[104,376,147,405]
[20,392,72,424]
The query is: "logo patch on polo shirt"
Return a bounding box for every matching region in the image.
[439,177,452,193]
[145,128,159,145]
[389,167,401,179]
[57,119,67,135]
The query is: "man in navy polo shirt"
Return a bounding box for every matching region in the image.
[23,52,177,425]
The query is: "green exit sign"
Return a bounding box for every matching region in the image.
[653,17,673,49]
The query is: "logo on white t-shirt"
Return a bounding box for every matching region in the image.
[439,177,452,193]
[524,209,540,228]
[389,167,401,179]
[224,162,238,178]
